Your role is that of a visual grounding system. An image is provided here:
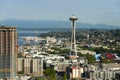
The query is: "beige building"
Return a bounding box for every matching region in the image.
[17,58,43,76]
[0,26,18,79]
[66,65,81,79]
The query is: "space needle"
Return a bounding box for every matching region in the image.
[69,15,78,57]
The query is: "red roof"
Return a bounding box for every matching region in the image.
[105,53,115,60]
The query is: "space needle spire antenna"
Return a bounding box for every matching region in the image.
[69,15,78,56]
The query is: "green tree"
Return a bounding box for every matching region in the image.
[17,71,24,74]
[60,49,70,53]
[35,77,47,80]
[36,77,41,80]
[78,53,95,64]
[44,68,56,80]
[63,73,67,80]
[86,53,96,64]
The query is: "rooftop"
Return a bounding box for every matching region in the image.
[0,26,16,29]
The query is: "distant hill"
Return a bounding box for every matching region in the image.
[0,19,120,29]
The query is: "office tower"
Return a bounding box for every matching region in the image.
[69,15,78,56]
[0,26,17,79]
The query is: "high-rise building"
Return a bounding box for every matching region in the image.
[0,26,17,79]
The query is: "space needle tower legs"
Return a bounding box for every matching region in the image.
[69,15,78,56]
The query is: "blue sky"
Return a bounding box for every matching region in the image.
[0,0,120,26]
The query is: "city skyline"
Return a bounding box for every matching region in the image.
[0,0,120,26]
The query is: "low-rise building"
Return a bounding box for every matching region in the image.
[66,65,81,79]
[87,63,120,80]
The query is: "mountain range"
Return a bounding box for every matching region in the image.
[0,19,120,29]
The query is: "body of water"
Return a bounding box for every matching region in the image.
[18,30,50,46]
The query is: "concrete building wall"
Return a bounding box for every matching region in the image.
[24,58,31,74]
[0,26,17,78]
[72,68,80,78]
[32,58,43,76]
[17,58,23,72]
[89,70,120,80]
[17,58,43,76]
[66,66,80,79]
